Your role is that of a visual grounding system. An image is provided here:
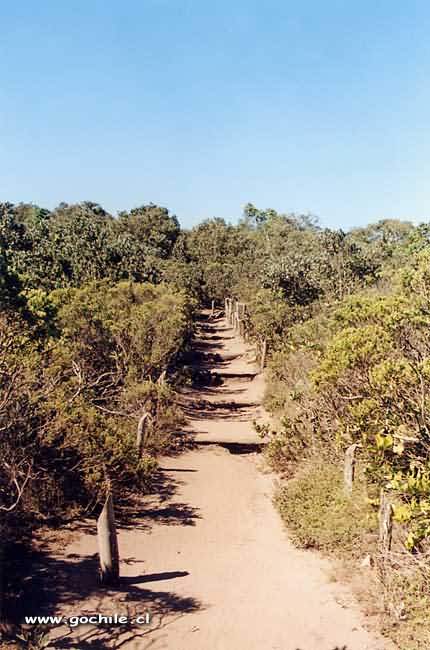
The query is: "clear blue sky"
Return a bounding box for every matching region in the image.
[1,1,429,229]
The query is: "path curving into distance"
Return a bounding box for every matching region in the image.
[41,312,392,650]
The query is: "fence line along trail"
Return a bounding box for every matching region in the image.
[43,311,392,650]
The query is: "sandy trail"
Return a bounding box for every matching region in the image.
[40,314,391,650]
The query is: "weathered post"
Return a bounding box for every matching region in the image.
[241,304,248,341]
[225,298,231,325]
[344,443,358,495]
[237,318,243,337]
[260,338,267,372]
[378,490,393,553]
[97,491,120,585]
[136,411,152,456]
[211,300,215,316]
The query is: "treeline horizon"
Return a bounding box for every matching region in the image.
[4,197,416,230]
[0,198,421,306]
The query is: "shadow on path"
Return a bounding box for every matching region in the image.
[11,548,202,623]
[195,440,264,455]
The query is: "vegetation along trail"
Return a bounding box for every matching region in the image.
[42,312,392,650]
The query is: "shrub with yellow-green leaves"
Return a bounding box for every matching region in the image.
[263,264,430,646]
[276,463,376,554]
[265,253,430,551]
[1,281,195,532]
[1,279,195,625]
[314,297,430,549]
[1,278,196,627]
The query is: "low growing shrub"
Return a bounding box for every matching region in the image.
[276,461,377,555]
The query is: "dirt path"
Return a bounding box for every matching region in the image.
[41,314,391,650]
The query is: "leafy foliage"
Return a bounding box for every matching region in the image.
[277,462,376,553]
[1,281,194,518]
[265,245,430,550]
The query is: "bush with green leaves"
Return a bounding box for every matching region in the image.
[265,247,430,551]
[1,281,195,538]
[276,462,376,554]
[0,201,184,292]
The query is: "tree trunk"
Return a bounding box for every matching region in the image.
[97,492,120,585]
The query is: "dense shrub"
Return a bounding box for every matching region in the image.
[260,235,430,646]
[0,200,197,627]
[0,281,195,552]
[276,462,376,554]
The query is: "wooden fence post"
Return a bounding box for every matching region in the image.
[234,302,239,332]
[211,300,215,316]
[260,338,267,372]
[136,411,152,456]
[97,491,120,585]
[343,443,357,495]
[243,320,248,341]
[225,298,250,338]
[239,315,243,335]
[378,490,393,553]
